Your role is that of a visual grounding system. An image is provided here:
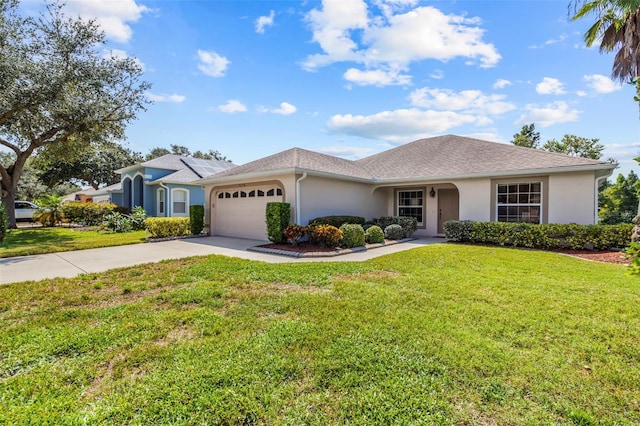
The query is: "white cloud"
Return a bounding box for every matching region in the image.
[255,10,275,34]
[197,50,230,77]
[530,33,567,49]
[493,79,512,89]
[260,102,297,115]
[146,93,186,103]
[576,90,588,97]
[317,146,375,159]
[409,88,516,115]
[515,101,580,127]
[103,48,145,71]
[218,100,247,113]
[63,0,149,43]
[327,108,480,142]
[303,1,500,85]
[583,74,622,94]
[343,67,411,86]
[429,69,444,80]
[536,77,566,95]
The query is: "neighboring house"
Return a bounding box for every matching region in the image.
[197,135,615,241]
[112,155,237,217]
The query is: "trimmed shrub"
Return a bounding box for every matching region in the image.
[146,217,190,239]
[283,224,308,245]
[443,220,632,250]
[375,216,417,238]
[308,215,365,227]
[266,202,290,244]
[365,225,384,244]
[339,223,365,248]
[61,202,116,226]
[309,224,343,248]
[189,205,205,235]
[384,224,405,240]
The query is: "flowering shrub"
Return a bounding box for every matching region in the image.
[309,224,343,248]
[284,224,308,245]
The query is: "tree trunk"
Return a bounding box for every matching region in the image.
[1,179,17,229]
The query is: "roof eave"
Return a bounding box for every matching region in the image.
[373,163,617,185]
[198,167,372,185]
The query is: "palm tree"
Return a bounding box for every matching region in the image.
[570,0,640,84]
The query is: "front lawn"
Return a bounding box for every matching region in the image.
[0,227,147,258]
[1,245,637,424]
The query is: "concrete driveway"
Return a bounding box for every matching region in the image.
[0,236,441,285]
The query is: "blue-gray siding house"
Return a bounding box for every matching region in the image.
[111,155,236,217]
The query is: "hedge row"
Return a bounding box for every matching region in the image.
[443,220,632,250]
[309,215,366,228]
[146,217,190,239]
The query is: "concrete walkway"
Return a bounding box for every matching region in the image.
[0,236,443,285]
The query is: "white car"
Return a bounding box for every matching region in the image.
[14,201,39,221]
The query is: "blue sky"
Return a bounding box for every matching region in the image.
[23,0,640,176]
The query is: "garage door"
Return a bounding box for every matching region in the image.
[213,186,283,240]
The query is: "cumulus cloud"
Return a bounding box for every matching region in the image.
[255,10,275,34]
[63,0,149,43]
[515,101,580,127]
[197,50,230,77]
[409,87,516,115]
[327,109,480,142]
[493,79,512,89]
[583,74,622,94]
[536,77,566,95]
[146,93,186,103]
[218,100,247,113]
[260,102,297,115]
[302,1,500,86]
[343,67,411,86]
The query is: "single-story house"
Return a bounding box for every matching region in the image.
[111,154,237,217]
[196,135,616,241]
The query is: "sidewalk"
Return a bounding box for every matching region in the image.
[0,236,442,285]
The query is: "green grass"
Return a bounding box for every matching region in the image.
[0,227,146,258]
[1,245,638,424]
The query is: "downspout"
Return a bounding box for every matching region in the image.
[594,169,613,224]
[296,172,308,225]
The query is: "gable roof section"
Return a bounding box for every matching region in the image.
[116,154,238,182]
[356,135,614,180]
[198,147,373,183]
[198,135,615,185]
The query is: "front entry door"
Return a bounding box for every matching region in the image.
[437,188,459,234]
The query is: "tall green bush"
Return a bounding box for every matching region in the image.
[189,205,205,235]
[266,202,290,243]
[61,202,116,226]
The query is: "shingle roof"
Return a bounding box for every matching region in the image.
[199,135,615,184]
[356,135,613,180]
[200,147,373,181]
[149,168,202,184]
[116,154,238,180]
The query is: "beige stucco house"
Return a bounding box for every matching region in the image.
[197,135,616,241]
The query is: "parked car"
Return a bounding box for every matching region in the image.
[14,201,39,222]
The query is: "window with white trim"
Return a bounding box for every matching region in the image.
[157,188,165,216]
[397,190,424,226]
[496,182,541,224]
[171,189,188,216]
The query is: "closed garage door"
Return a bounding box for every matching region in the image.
[213,185,283,240]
